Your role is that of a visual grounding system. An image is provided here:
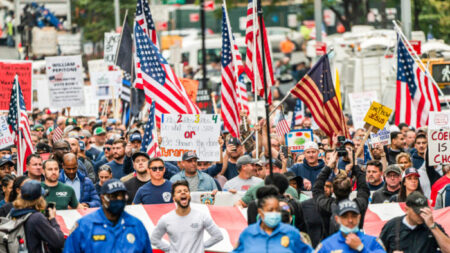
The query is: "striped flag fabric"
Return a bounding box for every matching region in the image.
[275,112,290,138]
[237,75,249,114]
[291,99,304,128]
[134,22,200,124]
[52,122,64,143]
[291,55,349,139]
[134,0,159,90]
[395,38,440,128]
[7,75,33,175]
[221,4,245,138]
[244,0,274,103]
[141,101,160,157]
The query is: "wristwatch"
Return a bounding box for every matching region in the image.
[356,244,364,252]
[429,223,437,230]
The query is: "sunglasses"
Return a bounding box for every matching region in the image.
[104,147,111,151]
[79,136,85,140]
[150,166,164,172]
[99,166,112,173]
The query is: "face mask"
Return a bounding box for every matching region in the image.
[263,212,281,228]
[339,224,359,235]
[104,196,126,215]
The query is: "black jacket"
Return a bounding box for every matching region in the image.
[299,198,324,248]
[371,185,399,204]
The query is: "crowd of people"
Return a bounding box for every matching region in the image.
[0,108,448,253]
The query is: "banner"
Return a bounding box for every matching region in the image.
[428,129,450,166]
[369,126,391,147]
[160,114,220,161]
[428,111,450,130]
[0,116,14,149]
[104,32,120,65]
[90,71,122,100]
[191,191,245,206]
[285,129,314,153]
[0,61,32,111]
[348,91,378,129]
[45,55,85,108]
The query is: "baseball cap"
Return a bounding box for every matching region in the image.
[81,129,92,138]
[79,140,85,151]
[21,180,45,201]
[129,132,142,142]
[105,138,115,145]
[32,124,44,132]
[132,151,150,161]
[404,167,420,178]
[182,151,198,161]
[36,142,52,153]
[236,155,258,168]
[228,137,241,146]
[66,118,77,126]
[406,191,429,214]
[265,158,283,169]
[0,156,13,167]
[337,199,360,216]
[94,127,106,136]
[284,171,303,189]
[385,164,402,176]
[101,179,127,195]
[304,142,318,151]
[343,139,355,146]
[64,125,75,135]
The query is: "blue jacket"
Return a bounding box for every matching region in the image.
[288,159,325,187]
[411,151,425,169]
[170,170,217,191]
[232,220,313,253]
[63,208,152,253]
[59,170,101,207]
[316,231,386,253]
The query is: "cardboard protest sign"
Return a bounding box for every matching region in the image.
[0,61,32,111]
[45,55,84,108]
[196,89,213,113]
[179,78,199,103]
[87,59,108,74]
[160,114,220,161]
[104,32,120,65]
[0,116,14,149]
[70,86,99,117]
[285,129,314,152]
[369,126,391,147]
[428,111,450,130]
[32,74,51,110]
[428,130,450,166]
[90,71,122,100]
[363,101,392,132]
[348,91,378,129]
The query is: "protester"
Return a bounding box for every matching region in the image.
[0,176,29,217]
[220,137,244,180]
[390,167,424,202]
[411,134,427,169]
[64,179,152,252]
[430,164,450,207]
[91,127,107,151]
[380,191,450,252]
[151,180,223,252]
[396,152,412,171]
[365,160,385,191]
[223,155,263,192]
[0,174,15,207]
[67,137,96,183]
[25,154,44,181]
[93,139,114,172]
[284,171,309,202]
[288,142,325,190]
[106,139,133,179]
[95,164,113,196]
[371,165,402,204]
[0,156,14,182]
[123,151,151,204]
[385,132,406,165]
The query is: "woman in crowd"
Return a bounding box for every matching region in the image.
[233,186,312,253]
[396,152,412,171]
[95,164,113,196]
[0,174,15,207]
[0,175,29,216]
[390,168,424,202]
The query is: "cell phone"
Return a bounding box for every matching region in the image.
[45,202,56,217]
[281,145,288,158]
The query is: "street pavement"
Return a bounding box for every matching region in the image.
[0,46,19,60]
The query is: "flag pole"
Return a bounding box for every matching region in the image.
[257,0,273,178]
[14,75,22,175]
[393,20,450,109]
[252,0,259,158]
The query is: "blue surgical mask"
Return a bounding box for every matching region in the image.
[340,224,359,234]
[104,196,126,215]
[263,212,281,228]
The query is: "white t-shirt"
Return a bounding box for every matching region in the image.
[223,176,263,191]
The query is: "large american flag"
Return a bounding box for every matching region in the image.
[275,112,290,138]
[134,22,200,124]
[221,5,245,138]
[134,0,158,90]
[245,0,274,103]
[291,55,349,139]
[291,99,304,128]
[7,75,33,175]
[395,38,440,128]
[141,101,160,157]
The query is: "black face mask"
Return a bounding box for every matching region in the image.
[104,196,126,215]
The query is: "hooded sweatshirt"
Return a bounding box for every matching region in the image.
[288,159,325,187]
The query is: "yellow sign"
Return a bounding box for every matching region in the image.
[363,101,393,130]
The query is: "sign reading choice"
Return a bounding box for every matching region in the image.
[428,130,450,166]
[160,114,220,161]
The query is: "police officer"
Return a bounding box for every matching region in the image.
[316,199,385,253]
[63,179,152,252]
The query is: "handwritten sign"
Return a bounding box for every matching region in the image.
[87,59,108,74]
[428,130,450,166]
[196,89,213,113]
[45,55,84,108]
[428,111,450,130]
[285,129,314,153]
[160,114,220,161]
[0,61,32,111]
[104,32,120,65]
[369,126,391,147]
[348,91,378,129]
[70,86,99,117]
[363,101,392,131]
[90,71,122,100]
[0,116,14,149]
[180,78,199,103]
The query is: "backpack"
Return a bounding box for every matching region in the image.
[0,212,33,253]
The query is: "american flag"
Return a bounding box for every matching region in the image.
[245,0,274,103]
[237,75,249,114]
[395,38,440,128]
[52,121,64,143]
[135,0,159,90]
[141,101,160,157]
[134,22,200,124]
[7,75,33,175]
[275,112,290,138]
[221,5,245,138]
[291,99,304,128]
[291,55,349,139]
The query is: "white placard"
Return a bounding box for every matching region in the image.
[428,129,450,166]
[0,116,14,149]
[428,111,450,130]
[369,126,391,147]
[57,32,82,55]
[32,74,52,110]
[70,86,99,117]
[45,55,85,108]
[104,32,120,65]
[87,59,108,74]
[160,114,220,161]
[348,91,378,129]
[90,71,122,100]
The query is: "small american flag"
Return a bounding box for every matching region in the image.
[52,121,63,143]
[291,99,304,128]
[141,101,160,157]
[275,113,290,138]
[7,75,33,175]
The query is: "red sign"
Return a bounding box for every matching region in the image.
[315,42,327,56]
[156,21,168,31]
[189,13,199,23]
[409,40,421,55]
[0,61,32,111]
[204,0,215,11]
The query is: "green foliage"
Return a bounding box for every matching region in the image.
[415,0,449,42]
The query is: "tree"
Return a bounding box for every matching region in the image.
[415,0,450,42]
[323,0,370,31]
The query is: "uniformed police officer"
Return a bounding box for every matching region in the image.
[63,179,152,253]
[315,199,386,253]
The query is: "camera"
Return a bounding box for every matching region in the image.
[336,136,348,157]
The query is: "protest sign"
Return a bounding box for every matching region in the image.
[0,61,32,111]
[32,74,51,110]
[87,59,108,74]
[90,71,122,100]
[160,114,220,161]
[57,32,82,55]
[363,101,392,132]
[369,126,391,147]
[70,86,99,117]
[0,116,14,149]
[104,32,120,65]
[428,111,450,130]
[428,129,450,166]
[348,91,378,129]
[285,129,314,153]
[196,89,213,113]
[179,78,199,103]
[45,55,84,108]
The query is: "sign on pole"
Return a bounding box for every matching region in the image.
[90,71,122,100]
[45,55,85,108]
[285,129,314,153]
[428,111,450,130]
[104,32,121,66]
[160,114,220,161]
[70,86,99,117]
[363,101,393,133]
[428,130,450,166]
[0,61,32,111]
[348,91,378,130]
[0,116,14,149]
[369,126,391,147]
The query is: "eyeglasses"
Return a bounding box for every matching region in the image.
[150,166,164,172]
[104,147,111,151]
